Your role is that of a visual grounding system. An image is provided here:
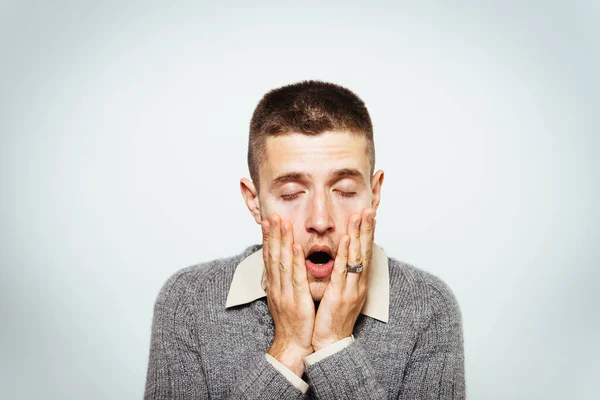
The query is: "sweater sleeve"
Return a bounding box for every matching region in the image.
[144,271,307,400]
[303,339,388,399]
[227,354,307,399]
[264,353,309,393]
[304,282,465,399]
[398,282,466,399]
[144,274,210,400]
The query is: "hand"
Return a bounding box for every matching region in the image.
[311,208,376,352]
[262,214,315,377]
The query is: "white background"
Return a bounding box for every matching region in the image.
[1,1,598,399]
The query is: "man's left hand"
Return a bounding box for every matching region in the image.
[311,208,376,352]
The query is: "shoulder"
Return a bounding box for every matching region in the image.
[387,256,462,327]
[153,244,262,311]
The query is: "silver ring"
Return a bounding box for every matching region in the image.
[347,264,363,273]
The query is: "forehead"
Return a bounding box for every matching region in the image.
[261,131,370,181]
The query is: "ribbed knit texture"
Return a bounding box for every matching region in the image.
[144,244,465,399]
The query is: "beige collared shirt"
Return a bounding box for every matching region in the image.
[225,243,390,393]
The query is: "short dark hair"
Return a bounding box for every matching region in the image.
[248,80,375,191]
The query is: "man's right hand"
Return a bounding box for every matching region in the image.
[262,214,315,377]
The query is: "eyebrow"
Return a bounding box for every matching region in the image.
[270,168,365,188]
[330,168,364,183]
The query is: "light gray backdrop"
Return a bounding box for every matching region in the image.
[1,1,598,399]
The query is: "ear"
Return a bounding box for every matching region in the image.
[370,170,384,212]
[240,178,262,224]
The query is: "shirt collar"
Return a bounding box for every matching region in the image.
[225,243,389,323]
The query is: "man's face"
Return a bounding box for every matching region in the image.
[251,130,383,301]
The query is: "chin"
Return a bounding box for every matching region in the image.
[308,278,329,302]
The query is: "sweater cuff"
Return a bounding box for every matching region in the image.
[304,340,386,399]
[304,335,354,366]
[264,353,309,394]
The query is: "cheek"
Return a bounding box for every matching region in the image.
[333,193,371,231]
[271,204,307,244]
[263,198,302,220]
[333,192,371,212]
[261,198,306,233]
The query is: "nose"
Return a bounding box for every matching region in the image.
[305,190,335,235]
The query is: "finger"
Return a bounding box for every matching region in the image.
[261,220,271,284]
[346,213,363,288]
[359,209,376,289]
[292,244,310,297]
[330,235,350,289]
[267,214,282,296]
[279,220,294,294]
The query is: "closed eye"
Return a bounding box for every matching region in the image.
[281,193,302,202]
[281,191,356,201]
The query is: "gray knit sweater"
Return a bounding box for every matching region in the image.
[144,244,465,399]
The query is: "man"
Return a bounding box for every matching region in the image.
[144,80,465,399]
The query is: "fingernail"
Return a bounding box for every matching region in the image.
[293,247,298,256]
[355,219,360,228]
[281,225,286,235]
[367,214,373,222]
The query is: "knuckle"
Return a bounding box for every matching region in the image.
[354,254,363,264]
[292,275,305,288]
[279,260,287,272]
[261,223,270,239]
[269,253,280,265]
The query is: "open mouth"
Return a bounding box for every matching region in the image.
[305,245,335,278]
[307,251,333,265]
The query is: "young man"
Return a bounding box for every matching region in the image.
[144,80,465,399]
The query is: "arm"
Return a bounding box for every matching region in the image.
[143,274,210,400]
[398,283,465,399]
[304,336,387,399]
[304,286,465,400]
[227,354,307,399]
[143,272,307,400]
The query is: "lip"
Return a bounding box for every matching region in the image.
[305,259,334,278]
[306,244,334,278]
[307,244,333,257]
